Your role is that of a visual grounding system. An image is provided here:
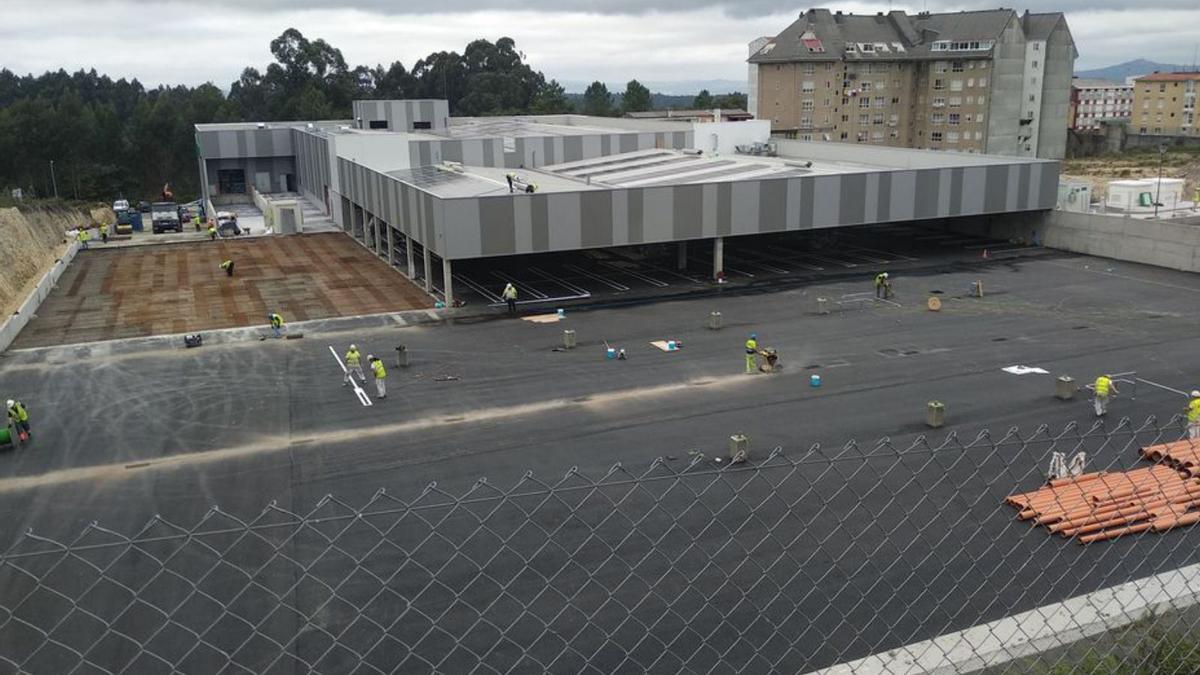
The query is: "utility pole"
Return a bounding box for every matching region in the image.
[1154,143,1166,219]
[49,160,59,199]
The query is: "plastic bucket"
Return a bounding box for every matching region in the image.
[0,427,11,446]
[810,374,822,388]
[606,348,616,359]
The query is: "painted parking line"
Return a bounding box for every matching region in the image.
[454,274,503,302]
[562,263,631,291]
[490,270,549,299]
[843,244,919,262]
[529,266,592,296]
[328,346,373,407]
[726,252,790,274]
[607,253,706,284]
[691,255,755,277]
[598,261,670,287]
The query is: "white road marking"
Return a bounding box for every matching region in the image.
[328,345,373,407]
[807,561,1200,675]
[1137,377,1190,397]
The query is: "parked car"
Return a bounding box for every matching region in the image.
[151,202,182,234]
[216,211,242,237]
[112,198,130,212]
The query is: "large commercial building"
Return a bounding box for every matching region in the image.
[1068,78,1133,132]
[195,99,1059,304]
[748,8,1076,159]
[1132,72,1200,136]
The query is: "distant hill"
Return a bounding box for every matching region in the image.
[561,79,746,96]
[1075,59,1191,82]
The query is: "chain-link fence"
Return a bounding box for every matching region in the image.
[5,417,1200,674]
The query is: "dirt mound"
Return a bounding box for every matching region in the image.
[0,207,93,316]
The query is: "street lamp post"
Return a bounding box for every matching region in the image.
[49,160,59,199]
[1154,144,1166,219]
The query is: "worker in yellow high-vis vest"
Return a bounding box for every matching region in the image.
[745,333,758,374]
[1093,374,1118,417]
[369,355,387,399]
[6,399,30,441]
[1187,391,1200,440]
[343,344,365,386]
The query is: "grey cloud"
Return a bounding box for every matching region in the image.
[41,0,1200,17]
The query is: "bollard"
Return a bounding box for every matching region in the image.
[729,434,749,463]
[972,280,984,298]
[563,329,576,349]
[1055,375,1075,401]
[926,401,945,428]
[709,311,723,330]
[396,344,409,368]
[817,297,829,315]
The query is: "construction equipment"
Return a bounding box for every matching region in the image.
[151,202,181,234]
[756,347,780,373]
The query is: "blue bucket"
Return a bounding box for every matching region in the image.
[810,374,822,388]
[606,348,615,359]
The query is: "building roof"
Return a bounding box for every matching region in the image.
[1071,78,1129,89]
[624,109,752,119]
[1134,72,1200,82]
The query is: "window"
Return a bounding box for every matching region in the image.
[823,97,831,107]
[979,77,987,87]
[948,96,961,108]
[802,36,825,53]
[859,97,871,109]
[840,131,849,139]
[889,114,899,126]
[948,113,960,125]
[892,97,901,104]
[931,113,945,125]
[859,114,869,125]
[1139,126,1147,133]
[978,95,985,106]
[804,63,816,75]
[935,61,948,73]
[842,97,850,105]
[1032,60,1039,69]
[412,121,432,130]
[952,61,964,72]
[801,99,815,111]
[800,133,813,141]
[932,97,946,107]
[802,80,815,93]
[841,114,849,122]
[934,79,946,90]
[872,130,884,140]
[873,114,884,125]
[800,116,813,129]
[857,131,868,142]
[931,131,944,142]
[890,128,900,138]
[947,131,960,143]
[951,80,963,92]
[861,81,872,92]
[1033,42,1040,51]
[975,131,982,140]
[859,43,875,53]
[1030,76,1038,86]
[875,96,886,108]
[368,120,389,129]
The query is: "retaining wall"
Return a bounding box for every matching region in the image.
[0,242,81,352]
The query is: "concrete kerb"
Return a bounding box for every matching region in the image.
[0,241,81,353]
[2,307,452,361]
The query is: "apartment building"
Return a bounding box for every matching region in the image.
[748,8,1076,158]
[1068,78,1133,132]
[1132,72,1200,136]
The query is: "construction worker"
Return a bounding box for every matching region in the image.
[344,344,365,386]
[268,312,284,338]
[874,272,891,299]
[502,282,518,314]
[208,223,218,241]
[1093,374,1118,417]
[745,333,758,374]
[369,355,387,399]
[77,226,90,250]
[219,259,235,277]
[99,222,109,244]
[6,399,30,441]
[194,214,203,232]
[1187,391,1200,440]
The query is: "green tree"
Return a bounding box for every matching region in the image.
[531,80,572,114]
[621,79,652,114]
[714,92,748,111]
[582,81,613,116]
[693,89,713,109]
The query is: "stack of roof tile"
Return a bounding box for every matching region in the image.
[1140,440,1200,476]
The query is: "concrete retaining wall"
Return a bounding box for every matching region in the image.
[955,210,1200,273]
[0,242,81,353]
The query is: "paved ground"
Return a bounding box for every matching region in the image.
[12,232,432,348]
[2,228,1200,672]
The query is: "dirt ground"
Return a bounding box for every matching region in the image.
[10,232,431,348]
[1063,148,1200,203]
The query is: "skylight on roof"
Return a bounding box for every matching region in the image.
[892,43,906,52]
[801,36,824,53]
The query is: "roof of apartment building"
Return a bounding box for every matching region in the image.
[749,7,1068,64]
[1134,71,1200,82]
[1071,78,1130,90]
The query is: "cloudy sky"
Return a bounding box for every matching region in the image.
[6,0,1199,90]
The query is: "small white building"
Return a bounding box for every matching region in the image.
[1106,178,1184,214]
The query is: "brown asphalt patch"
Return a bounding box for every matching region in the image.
[11,233,431,348]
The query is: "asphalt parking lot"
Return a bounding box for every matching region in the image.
[2,232,1199,673]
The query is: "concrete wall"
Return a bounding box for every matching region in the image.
[986,17,1028,156]
[696,120,771,156]
[292,128,331,207]
[1020,40,1045,156]
[352,100,450,132]
[774,138,1032,168]
[204,157,295,196]
[1037,21,1075,159]
[0,241,80,353]
[956,210,1200,273]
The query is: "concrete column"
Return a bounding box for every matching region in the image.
[442,258,454,307]
[422,245,432,292]
[387,226,395,266]
[406,233,416,278]
[677,241,687,270]
[372,217,381,255]
[713,236,724,279]
[197,157,211,209]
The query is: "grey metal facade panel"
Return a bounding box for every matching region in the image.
[838,173,867,225]
[962,167,987,214]
[937,169,953,217]
[531,195,550,251]
[812,176,840,226]
[799,178,815,228]
[716,183,733,235]
[949,168,965,217]
[580,192,615,247]
[913,170,941,220]
[672,186,704,240]
[875,172,892,222]
[479,197,516,256]
[983,165,1008,212]
[1036,161,1058,209]
[1016,163,1031,209]
[198,128,295,159]
[758,180,787,232]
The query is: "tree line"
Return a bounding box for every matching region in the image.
[0,30,745,204]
